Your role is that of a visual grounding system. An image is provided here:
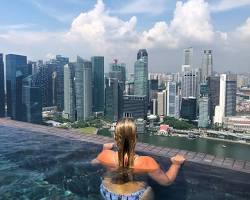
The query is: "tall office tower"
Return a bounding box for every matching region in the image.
[201,50,213,82]
[6,54,28,120]
[214,74,237,124]
[181,69,199,98]
[91,56,104,113]
[182,47,193,72]
[109,59,126,91]
[157,90,167,116]
[0,54,5,117]
[167,82,178,118]
[198,97,209,128]
[180,97,197,120]
[63,63,76,121]
[122,95,147,119]
[134,49,148,99]
[35,64,54,107]
[149,79,158,100]
[75,56,92,121]
[53,55,69,111]
[105,78,123,121]
[22,75,42,124]
[207,76,220,122]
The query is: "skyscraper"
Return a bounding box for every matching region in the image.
[22,75,42,124]
[182,47,193,72]
[105,78,123,121]
[6,54,28,120]
[180,97,197,121]
[109,59,126,91]
[201,50,213,82]
[157,90,167,116]
[207,76,220,122]
[167,82,178,117]
[181,69,199,98]
[0,54,5,117]
[214,74,237,124]
[198,97,209,128]
[63,63,76,121]
[91,56,104,113]
[134,49,148,98]
[75,56,92,121]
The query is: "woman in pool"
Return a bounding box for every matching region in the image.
[93,118,185,200]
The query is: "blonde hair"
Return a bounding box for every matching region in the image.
[115,119,137,168]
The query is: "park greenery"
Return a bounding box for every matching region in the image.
[162,116,195,130]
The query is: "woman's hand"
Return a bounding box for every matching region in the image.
[171,154,185,166]
[103,143,114,150]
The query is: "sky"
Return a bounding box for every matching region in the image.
[0,0,250,73]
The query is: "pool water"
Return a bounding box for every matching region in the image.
[0,125,249,200]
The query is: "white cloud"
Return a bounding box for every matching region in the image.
[234,17,250,39]
[210,0,250,12]
[115,0,168,15]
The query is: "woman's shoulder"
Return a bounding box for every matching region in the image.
[97,150,116,165]
[134,156,159,172]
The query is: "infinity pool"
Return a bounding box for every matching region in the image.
[0,125,249,200]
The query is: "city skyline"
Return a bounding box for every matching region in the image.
[0,0,250,73]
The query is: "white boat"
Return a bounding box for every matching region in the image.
[222,145,227,148]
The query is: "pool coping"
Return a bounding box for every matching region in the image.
[1,118,250,174]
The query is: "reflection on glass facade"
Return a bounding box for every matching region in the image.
[0,54,5,117]
[6,54,27,120]
[92,56,104,112]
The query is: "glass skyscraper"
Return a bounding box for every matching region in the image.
[22,75,42,124]
[63,63,76,121]
[201,50,213,83]
[6,54,28,120]
[0,54,5,117]
[109,59,126,91]
[91,56,104,113]
[75,56,92,121]
[134,49,148,98]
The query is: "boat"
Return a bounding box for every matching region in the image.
[222,145,227,148]
[187,133,198,139]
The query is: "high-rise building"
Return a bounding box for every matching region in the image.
[105,78,123,121]
[0,54,5,117]
[201,50,213,82]
[198,97,209,128]
[6,54,28,120]
[134,49,148,99]
[54,55,69,111]
[35,63,54,107]
[63,63,76,121]
[75,56,92,121]
[167,82,178,118]
[157,90,167,116]
[182,47,193,72]
[181,69,199,98]
[207,76,220,122]
[180,97,197,121]
[125,81,134,95]
[149,79,158,100]
[22,75,42,124]
[122,95,147,119]
[214,74,237,124]
[91,56,104,113]
[109,59,126,91]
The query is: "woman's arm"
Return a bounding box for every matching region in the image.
[91,143,114,165]
[149,154,185,186]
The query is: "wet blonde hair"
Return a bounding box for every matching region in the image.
[115,119,137,168]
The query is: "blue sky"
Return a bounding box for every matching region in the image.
[0,0,250,72]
